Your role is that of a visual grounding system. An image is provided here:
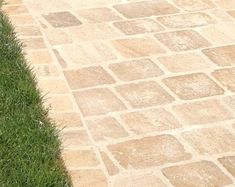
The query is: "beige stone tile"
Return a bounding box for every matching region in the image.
[218,156,235,177]
[120,108,181,134]
[60,42,116,66]
[112,173,167,187]
[172,99,233,125]
[86,116,128,141]
[15,26,41,37]
[62,150,99,168]
[111,37,165,58]
[66,23,122,42]
[203,45,235,66]
[3,5,28,15]
[45,95,74,112]
[162,161,232,187]
[32,65,61,78]
[70,170,107,187]
[172,0,215,11]
[50,112,83,128]
[155,30,210,52]
[61,130,91,148]
[228,10,235,18]
[182,127,235,154]
[109,59,163,81]
[209,9,234,22]
[212,68,235,92]
[163,73,224,100]
[64,66,115,89]
[100,151,119,176]
[8,15,36,25]
[108,135,191,169]
[77,7,121,23]
[158,52,211,73]
[26,50,53,64]
[43,11,82,28]
[38,79,69,94]
[22,37,46,50]
[44,28,72,46]
[223,95,235,111]
[25,0,70,13]
[113,0,179,18]
[198,24,235,45]
[113,18,164,35]
[214,0,235,9]
[73,88,126,116]
[116,81,174,108]
[157,12,214,28]
[5,0,22,4]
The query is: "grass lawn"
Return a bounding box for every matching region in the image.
[0,3,71,187]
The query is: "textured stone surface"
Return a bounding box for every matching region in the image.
[162,161,232,187]
[108,135,191,169]
[155,30,210,51]
[12,0,235,185]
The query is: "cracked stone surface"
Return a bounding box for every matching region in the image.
[4,0,235,186]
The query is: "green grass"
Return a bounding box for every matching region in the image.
[0,5,71,187]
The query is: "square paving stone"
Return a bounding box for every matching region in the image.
[43,11,82,27]
[155,30,210,51]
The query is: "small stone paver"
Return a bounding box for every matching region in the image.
[8,0,235,186]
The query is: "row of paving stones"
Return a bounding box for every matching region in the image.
[4,0,235,186]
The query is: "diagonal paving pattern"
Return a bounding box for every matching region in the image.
[4,0,235,186]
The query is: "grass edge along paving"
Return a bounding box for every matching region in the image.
[0,3,71,187]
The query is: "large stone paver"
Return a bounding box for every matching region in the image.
[3,0,235,186]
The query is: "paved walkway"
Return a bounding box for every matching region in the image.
[4,0,235,186]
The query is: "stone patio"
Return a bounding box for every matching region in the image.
[4,0,235,186]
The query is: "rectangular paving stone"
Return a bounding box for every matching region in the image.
[112,37,165,58]
[228,10,235,18]
[202,45,235,66]
[157,12,215,28]
[86,116,128,142]
[108,59,163,81]
[26,50,52,64]
[214,0,235,9]
[172,0,215,11]
[223,95,235,111]
[163,73,224,100]
[113,173,167,187]
[43,11,82,28]
[60,42,117,66]
[15,26,41,37]
[3,5,28,15]
[108,135,191,169]
[158,52,211,73]
[113,0,179,18]
[44,28,72,46]
[73,88,126,116]
[116,81,174,108]
[212,68,235,92]
[182,127,235,154]
[38,79,69,94]
[62,150,99,168]
[172,99,233,125]
[155,30,210,52]
[9,15,36,25]
[120,108,181,134]
[61,130,91,149]
[70,170,108,187]
[66,23,122,42]
[113,18,164,35]
[162,161,232,187]
[219,156,235,177]
[22,37,46,50]
[77,7,121,23]
[50,112,83,128]
[64,66,115,89]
